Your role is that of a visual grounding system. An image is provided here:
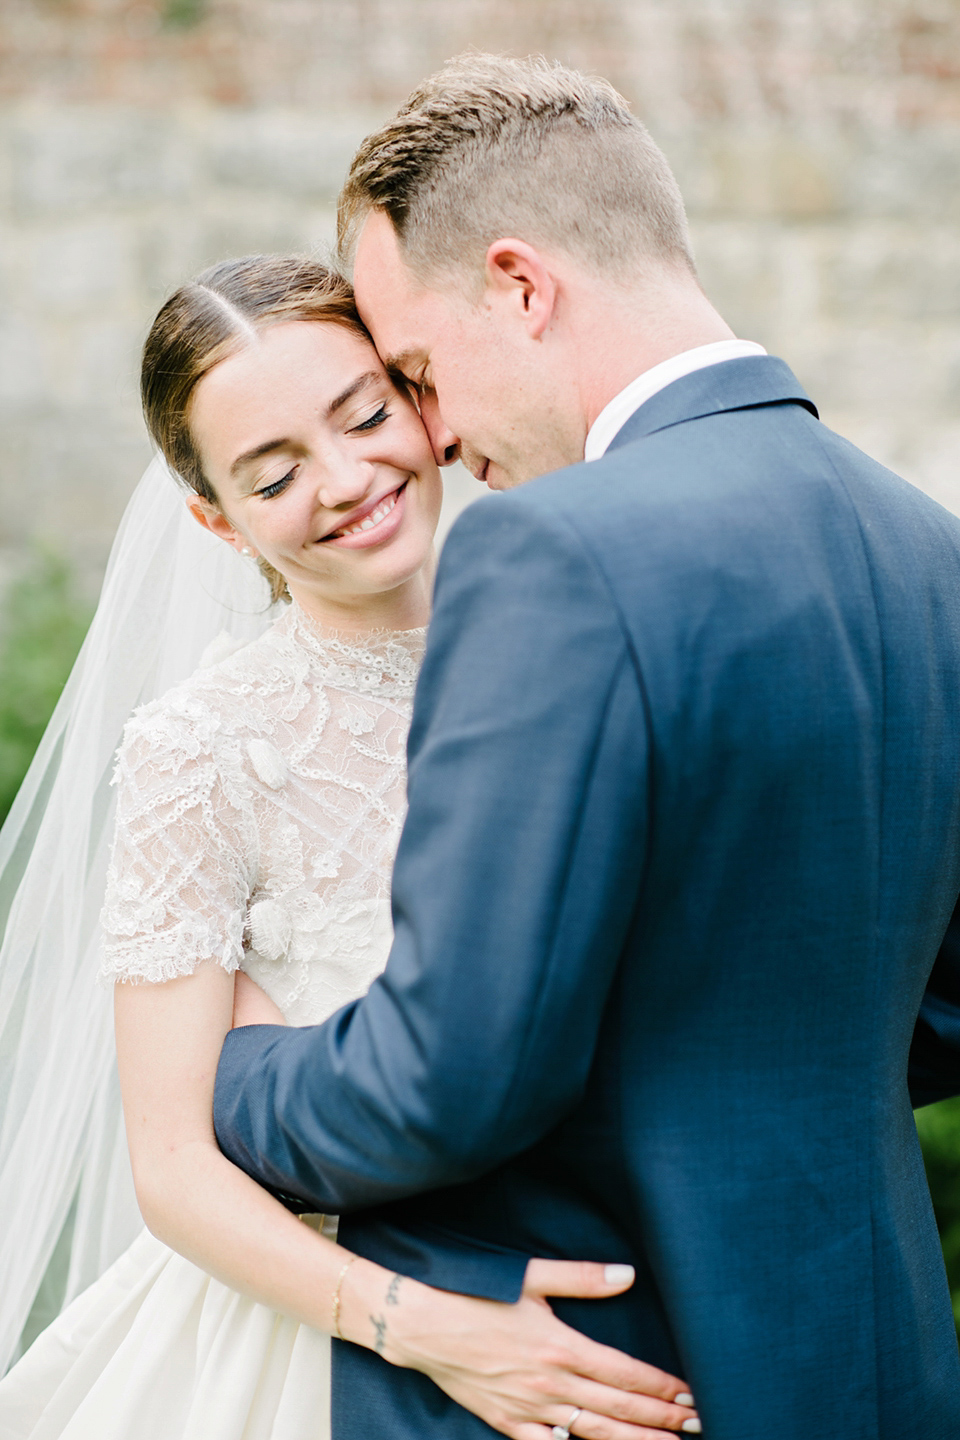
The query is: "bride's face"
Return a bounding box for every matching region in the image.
[187,319,443,625]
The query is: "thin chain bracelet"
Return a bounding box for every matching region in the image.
[332,1255,358,1340]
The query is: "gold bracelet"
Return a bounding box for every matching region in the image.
[332,1254,357,1341]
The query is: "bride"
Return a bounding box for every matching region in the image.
[0,255,698,1439]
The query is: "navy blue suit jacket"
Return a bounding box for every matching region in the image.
[215,357,960,1438]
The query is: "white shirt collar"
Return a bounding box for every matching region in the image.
[583,339,768,462]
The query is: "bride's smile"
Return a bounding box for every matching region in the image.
[318,477,408,546]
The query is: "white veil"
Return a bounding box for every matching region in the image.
[0,458,278,1373]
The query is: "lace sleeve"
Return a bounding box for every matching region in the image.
[99,699,254,985]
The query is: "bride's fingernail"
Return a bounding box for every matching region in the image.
[681,1421,702,1434]
[603,1263,635,1285]
[675,1393,694,1406]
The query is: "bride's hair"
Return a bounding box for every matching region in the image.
[141,255,367,604]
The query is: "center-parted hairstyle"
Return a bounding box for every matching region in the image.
[338,52,696,285]
[141,255,365,603]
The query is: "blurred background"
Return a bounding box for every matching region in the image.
[0,0,958,1326]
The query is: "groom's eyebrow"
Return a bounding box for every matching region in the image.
[382,349,421,381]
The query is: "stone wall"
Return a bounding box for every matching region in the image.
[1,0,958,590]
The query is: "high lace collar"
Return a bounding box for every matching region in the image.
[283,601,427,698]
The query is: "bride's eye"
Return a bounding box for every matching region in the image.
[352,404,389,433]
[257,469,295,499]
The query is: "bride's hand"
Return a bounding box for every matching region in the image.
[232,970,287,1029]
[342,1256,700,1438]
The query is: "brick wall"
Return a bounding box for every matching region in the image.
[1,0,958,588]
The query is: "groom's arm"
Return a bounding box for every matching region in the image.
[214,488,649,1213]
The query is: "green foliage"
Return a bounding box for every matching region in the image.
[161,0,205,30]
[916,1096,960,1330]
[0,551,92,827]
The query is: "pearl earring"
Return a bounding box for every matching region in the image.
[240,546,254,558]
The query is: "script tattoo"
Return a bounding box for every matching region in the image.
[370,1275,403,1353]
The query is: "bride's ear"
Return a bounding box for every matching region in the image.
[186,496,251,555]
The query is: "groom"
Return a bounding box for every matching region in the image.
[215,54,960,1437]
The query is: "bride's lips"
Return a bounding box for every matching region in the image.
[319,482,409,550]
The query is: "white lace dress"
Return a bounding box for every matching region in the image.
[0,604,425,1440]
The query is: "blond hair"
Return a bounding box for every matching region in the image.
[338,52,695,286]
[141,256,365,604]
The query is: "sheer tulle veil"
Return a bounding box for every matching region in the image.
[0,458,278,1372]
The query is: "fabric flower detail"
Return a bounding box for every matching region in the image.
[247,739,288,790]
[248,898,292,964]
[311,849,343,880]
[338,704,376,736]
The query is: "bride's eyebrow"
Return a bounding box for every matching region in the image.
[229,372,386,477]
[326,370,383,416]
[231,438,289,477]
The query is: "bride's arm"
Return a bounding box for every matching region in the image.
[115,964,698,1439]
[115,961,347,1320]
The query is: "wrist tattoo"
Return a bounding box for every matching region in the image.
[371,1313,387,1354]
[386,1274,403,1306]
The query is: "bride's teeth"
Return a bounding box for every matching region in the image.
[334,491,398,539]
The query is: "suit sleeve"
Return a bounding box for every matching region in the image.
[910,895,960,1107]
[213,491,650,1212]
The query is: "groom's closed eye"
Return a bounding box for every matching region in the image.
[389,369,426,414]
[384,348,430,391]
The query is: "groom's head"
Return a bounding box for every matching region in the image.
[339,53,720,489]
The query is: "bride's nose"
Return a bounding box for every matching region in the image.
[313,454,377,513]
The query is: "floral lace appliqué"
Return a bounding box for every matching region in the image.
[99,605,426,1024]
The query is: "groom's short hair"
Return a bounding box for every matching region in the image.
[338,52,695,287]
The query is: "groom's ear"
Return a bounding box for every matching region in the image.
[484,240,557,341]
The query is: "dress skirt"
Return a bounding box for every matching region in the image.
[0,1227,331,1440]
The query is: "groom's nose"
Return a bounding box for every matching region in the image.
[419,388,461,467]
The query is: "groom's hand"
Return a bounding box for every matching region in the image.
[341,1254,701,1438]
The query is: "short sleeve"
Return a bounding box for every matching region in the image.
[99,699,253,985]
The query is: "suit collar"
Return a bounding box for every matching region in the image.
[605,355,818,453]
